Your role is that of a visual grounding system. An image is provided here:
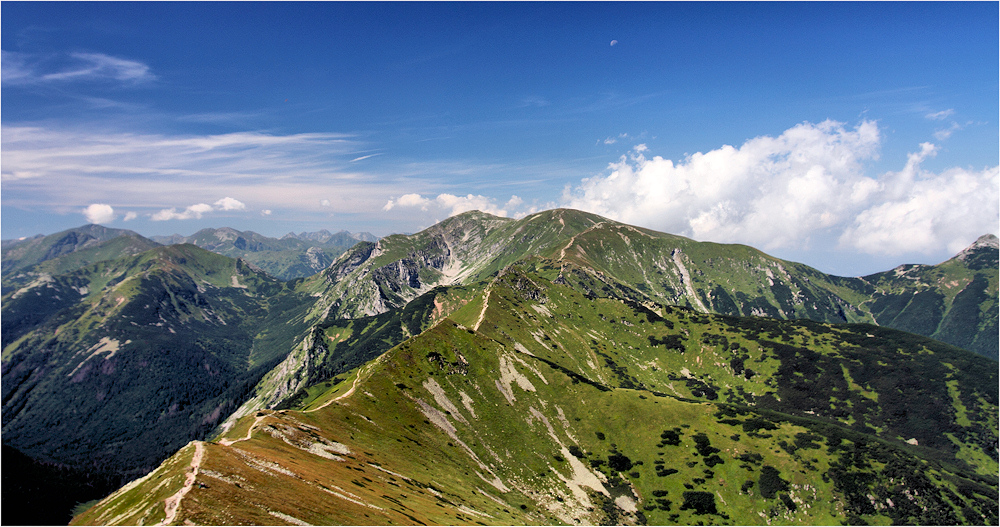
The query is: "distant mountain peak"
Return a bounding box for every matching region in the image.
[972,233,999,249]
[955,233,999,262]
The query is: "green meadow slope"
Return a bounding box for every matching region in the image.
[1,225,161,294]
[76,259,998,526]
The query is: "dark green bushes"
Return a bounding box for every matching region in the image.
[607,453,633,472]
[758,466,789,499]
[680,491,717,515]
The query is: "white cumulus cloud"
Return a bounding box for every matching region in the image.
[213,196,246,211]
[840,147,999,255]
[151,197,245,221]
[560,119,998,256]
[152,203,214,221]
[383,193,516,218]
[563,120,881,250]
[82,203,115,224]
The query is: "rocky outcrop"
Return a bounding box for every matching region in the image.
[217,328,332,434]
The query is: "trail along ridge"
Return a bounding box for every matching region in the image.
[156,441,204,526]
[306,364,369,413]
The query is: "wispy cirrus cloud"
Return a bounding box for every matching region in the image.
[925,109,955,121]
[933,122,962,141]
[350,153,383,163]
[923,109,964,141]
[516,95,550,108]
[2,124,569,230]
[1,50,155,86]
[176,111,266,124]
[2,126,357,183]
[1,125,388,217]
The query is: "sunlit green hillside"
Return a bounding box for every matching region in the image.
[75,259,998,526]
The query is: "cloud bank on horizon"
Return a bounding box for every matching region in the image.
[388,120,998,257]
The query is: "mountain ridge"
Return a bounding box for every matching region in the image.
[306,209,997,358]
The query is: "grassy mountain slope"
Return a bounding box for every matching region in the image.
[1,226,161,293]
[219,283,485,432]
[857,235,999,360]
[5,210,996,525]
[2,224,145,272]
[2,245,315,480]
[76,261,998,526]
[210,210,996,494]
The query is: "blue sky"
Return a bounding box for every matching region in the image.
[2,2,997,276]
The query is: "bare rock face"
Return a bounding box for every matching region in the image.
[958,234,999,259]
[948,234,998,276]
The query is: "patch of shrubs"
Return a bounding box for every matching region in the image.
[667,374,719,400]
[648,334,686,352]
[607,453,633,472]
[659,428,682,447]
[704,455,724,467]
[680,491,717,515]
[794,432,823,450]
[742,417,779,437]
[692,433,721,458]
[738,452,763,470]
[758,465,790,499]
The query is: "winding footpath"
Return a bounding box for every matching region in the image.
[149,357,373,524]
[306,365,367,413]
[156,441,204,526]
[219,413,268,446]
[472,284,493,332]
